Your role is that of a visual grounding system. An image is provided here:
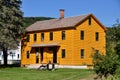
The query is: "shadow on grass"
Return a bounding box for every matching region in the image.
[0,63,20,68]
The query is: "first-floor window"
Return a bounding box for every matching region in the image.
[17,54,19,59]
[26,51,30,59]
[0,52,2,58]
[80,49,84,59]
[96,50,99,54]
[62,49,65,58]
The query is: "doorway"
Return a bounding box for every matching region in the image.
[35,48,39,63]
[40,47,44,63]
[53,47,57,63]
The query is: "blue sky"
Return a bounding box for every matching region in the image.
[21,0,120,27]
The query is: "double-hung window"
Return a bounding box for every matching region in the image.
[34,34,37,41]
[80,49,84,59]
[41,33,44,41]
[62,31,65,40]
[50,32,53,41]
[80,31,84,40]
[88,17,91,25]
[62,49,65,58]
[95,32,99,41]
[26,51,30,59]
[26,35,30,42]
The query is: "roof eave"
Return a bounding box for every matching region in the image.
[26,26,75,33]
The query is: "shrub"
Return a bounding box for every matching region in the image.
[93,49,120,79]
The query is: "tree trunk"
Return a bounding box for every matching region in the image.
[3,48,8,67]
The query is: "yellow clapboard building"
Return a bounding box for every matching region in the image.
[21,9,106,68]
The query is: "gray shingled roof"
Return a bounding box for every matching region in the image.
[26,14,92,32]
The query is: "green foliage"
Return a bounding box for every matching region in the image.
[93,49,120,79]
[115,43,120,58]
[106,20,120,49]
[0,68,93,80]
[93,20,120,80]
[114,67,120,79]
[0,0,23,49]
[23,17,54,28]
[103,75,120,80]
[0,0,23,66]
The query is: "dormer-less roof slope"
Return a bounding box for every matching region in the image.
[26,14,107,32]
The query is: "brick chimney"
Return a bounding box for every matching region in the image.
[59,9,65,19]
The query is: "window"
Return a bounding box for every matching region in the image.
[0,52,2,57]
[96,50,99,54]
[26,51,30,59]
[41,33,44,41]
[80,31,84,40]
[9,52,13,55]
[34,34,37,41]
[62,31,65,40]
[17,54,19,59]
[26,35,30,42]
[50,32,53,41]
[80,49,84,59]
[62,49,65,58]
[88,17,91,25]
[95,32,99,41]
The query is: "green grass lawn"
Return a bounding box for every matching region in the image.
[0,68,94,80]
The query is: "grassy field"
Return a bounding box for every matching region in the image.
[0,68,94,80]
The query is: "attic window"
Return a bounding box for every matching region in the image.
[88,17,91,25]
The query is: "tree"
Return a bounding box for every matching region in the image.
[24,17,54,28]
[0,0,23,67]
[115,43,120,58]
[106,20,120,49]
[93,49,120,79]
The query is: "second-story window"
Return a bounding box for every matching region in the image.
[62,31,65,40]
[80,30,84,40]
[26,34,30,42]
[34,34,37,41]
[41,33,44,41]
[50,32,53,41]
[95,32,99,41]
